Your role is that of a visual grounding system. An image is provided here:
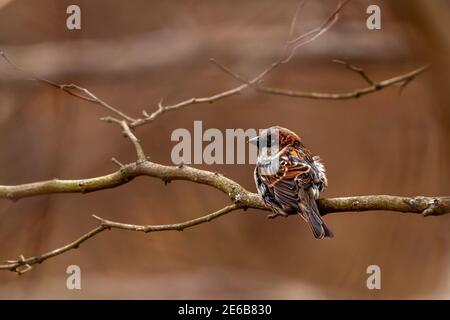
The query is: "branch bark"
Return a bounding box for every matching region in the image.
[1,158,449,215]
[1,185,448,274]
[0,204,241,275]
[255,64,430,100]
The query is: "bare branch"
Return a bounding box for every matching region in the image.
[1,1,427,131]
[0,167,137,201]
[256,64,430,99]
[101,117,146,161]
[212,57,429,100]
[319,195,450,216]
[0,204,240,273]
[129,84,250,127]
[1,158,449,216]
[0,161,257,206]
[127,0,351,127]
[3,1,425,129]
[94,203,241,233]
[209,1,427,102]
[1,189,448,273]
[282,0,350,63]
[209,58,249,84]
[1,225,107,274]
[1,189,449,274]
[111,157,125,168]
[0,51,136,122]
[332,59,375,85]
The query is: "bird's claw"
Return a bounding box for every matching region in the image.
[267,212,288,219]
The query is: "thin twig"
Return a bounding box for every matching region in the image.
[1,225,107,274]
[333,59,374,85]
[111,157,124,168]
[212,57,429,100]
[209,58,249,84]
[255,65,430,99]
[0,204,241,273]
[94,203,241,233]
[0,51,136,122]
[282,0,350,63]
[128,1,350,127]
[101,117,147,161]
[0,1,427,129]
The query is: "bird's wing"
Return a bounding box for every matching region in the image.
[256,148,313,214]
[256,147,333,239]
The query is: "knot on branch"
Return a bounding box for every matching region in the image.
[5,192,17,202]
[78,181,88,193]
[228,185,243,204]
[423,198,440,216]
[351,200,361,210]
[92,215,111,230]
[6,255,33,275]
[407,196,425,208]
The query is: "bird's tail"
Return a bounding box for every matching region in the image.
[299,191,334,239]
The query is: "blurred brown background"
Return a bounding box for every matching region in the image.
[0,0,449,299]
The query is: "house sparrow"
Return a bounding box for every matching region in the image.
[250,126,333,239]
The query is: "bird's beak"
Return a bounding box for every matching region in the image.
[248,136,258,145]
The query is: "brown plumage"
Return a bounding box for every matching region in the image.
[250,126,333,239]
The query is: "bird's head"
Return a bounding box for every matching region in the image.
[248,126,301,149]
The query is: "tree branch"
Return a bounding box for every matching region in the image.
[0,204,241,274]
[319,195,450,216]
[0,226,106,275]
[255,64,430,99]
[332,59,375,85]
[0,1,355,128]
[0,51,136,122]
[0,160,260,206]
[101,117,147,161]
[1,1,427,127]
[1,158,449,216]
[1,190,448,274]
[93,203,242,233]
[212,56,429,100]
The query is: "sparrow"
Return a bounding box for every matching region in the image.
[250,126,333,239]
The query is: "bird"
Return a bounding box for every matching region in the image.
[249,126,333,239]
